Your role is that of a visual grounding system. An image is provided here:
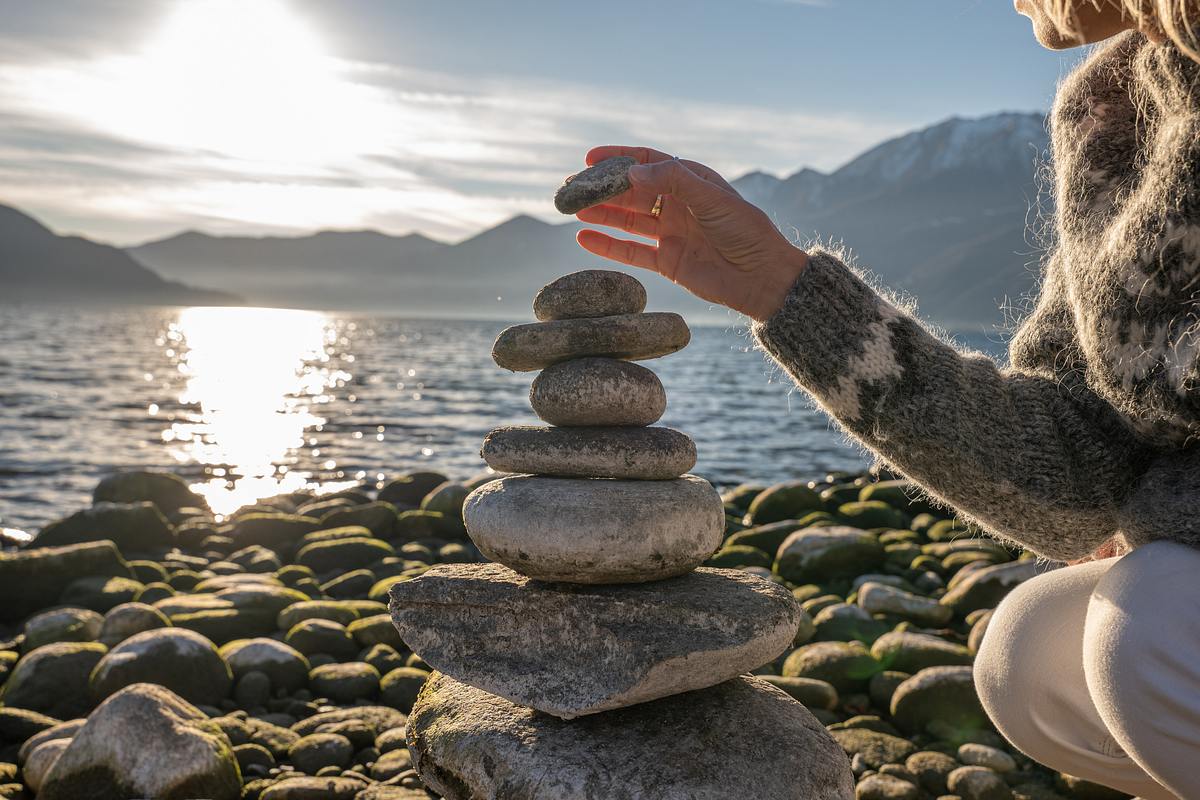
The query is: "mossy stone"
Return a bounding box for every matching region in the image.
[775,526,885,583]
[705,545,773,569]
[838,501,909,530]
[320,502,399,538]
[743,481,824,525]
[758,675,838,710]
[379,667,430,712]
[36,502,174,554]
[781,641,880,692]
[309,663,380,703]
[3,642,106,718]
[60,576,145,613]
[284,619,359,661]
[22,608,103,652]
[890,666,988,741]
[90,628,232,706]
[378,472,448,509]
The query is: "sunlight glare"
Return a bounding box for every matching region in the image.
[167,306,343,517]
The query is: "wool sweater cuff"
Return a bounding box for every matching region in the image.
[753,247,890,393]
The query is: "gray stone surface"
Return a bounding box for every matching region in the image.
[462,474,724,583]
[389,563,800,718]
[492,312,690,372]
[857,581,952,626]
[90,628,232,706]
[481,425,696,479]
[940,559,1045,615]
[553,156,636,215]
[534,269,647,320]
[407,671,855,799]
[530,357,665,426]
[39,683,241,800]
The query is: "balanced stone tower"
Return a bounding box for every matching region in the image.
[389,160,854,799]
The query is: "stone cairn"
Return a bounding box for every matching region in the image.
[389,160,854,799]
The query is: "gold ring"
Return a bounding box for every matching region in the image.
[649,194,664,218]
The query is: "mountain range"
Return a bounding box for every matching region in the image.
[4,111,1053,329]
[0,205,236,306]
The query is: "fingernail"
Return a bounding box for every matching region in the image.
[628,164,650,183]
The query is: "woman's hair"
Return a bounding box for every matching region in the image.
[1050,0,1200,60]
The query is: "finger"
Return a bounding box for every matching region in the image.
[628,159,736,217]
[585,145,675,167]
[576,229,660,272]
[575,205,661,239]
[680,159,738,194]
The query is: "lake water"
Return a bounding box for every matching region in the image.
[0,305,1008,532]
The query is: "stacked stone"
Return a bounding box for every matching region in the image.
[389,268,855,799]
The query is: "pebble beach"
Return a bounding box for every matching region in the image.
[0,465,1134,800]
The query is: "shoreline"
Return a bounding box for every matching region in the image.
[0,466,1108,799]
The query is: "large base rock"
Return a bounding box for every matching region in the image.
[39,683,241,800]
[462,474,724,583]
[407,672,855,800]
[389,563,800,718]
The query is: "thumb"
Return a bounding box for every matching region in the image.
[628,158,733,217]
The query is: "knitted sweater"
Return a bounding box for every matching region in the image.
[754,31,1200,561]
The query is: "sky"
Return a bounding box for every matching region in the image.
[0,0,1083,246]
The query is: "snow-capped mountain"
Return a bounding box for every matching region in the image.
[732,112,1051,329]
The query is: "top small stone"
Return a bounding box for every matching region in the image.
[554,156,636,215]
[533,270,647,321]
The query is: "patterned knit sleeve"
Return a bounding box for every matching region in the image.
[752,246,1148,561]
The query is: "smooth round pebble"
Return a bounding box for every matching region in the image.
[481,425,696,480]
[956,744,1016,774]
[533,269,646,320]
[289,732,354,775]
[463,474,724,583]
[492,313,689,372]
[530,357,665,426]
[946,765,1013,800]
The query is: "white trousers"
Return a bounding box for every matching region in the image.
[975,541,1200,800]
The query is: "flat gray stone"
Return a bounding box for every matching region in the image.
[530,357,665,426]
[389,563,801,718]
[492,312,690,372]
[462,474,723,583]
[553,156,636,215]
[407,672,856,800]
[533,269,647,320]
[481,425,696,479]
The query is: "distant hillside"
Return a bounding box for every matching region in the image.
[129,111,1053,328]
[0,204,237,306]
[733,112,1051,328]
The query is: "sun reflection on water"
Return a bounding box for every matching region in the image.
[164,306,347,518]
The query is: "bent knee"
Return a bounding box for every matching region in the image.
[974,573,1066,738]
[1085,541,1200,710]
[975,564,1104,758]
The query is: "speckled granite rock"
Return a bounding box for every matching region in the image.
[492,313,689,372]
[406,671,855,800]
[481,425,696,480]
[553,156,636,215]
[389,563,801,718]
[462,474,723,583]
[530,357,666,426]
[533,269,647,320]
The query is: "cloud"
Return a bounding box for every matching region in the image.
[0,0,897,245]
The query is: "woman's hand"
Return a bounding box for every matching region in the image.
[575,146,809,322]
